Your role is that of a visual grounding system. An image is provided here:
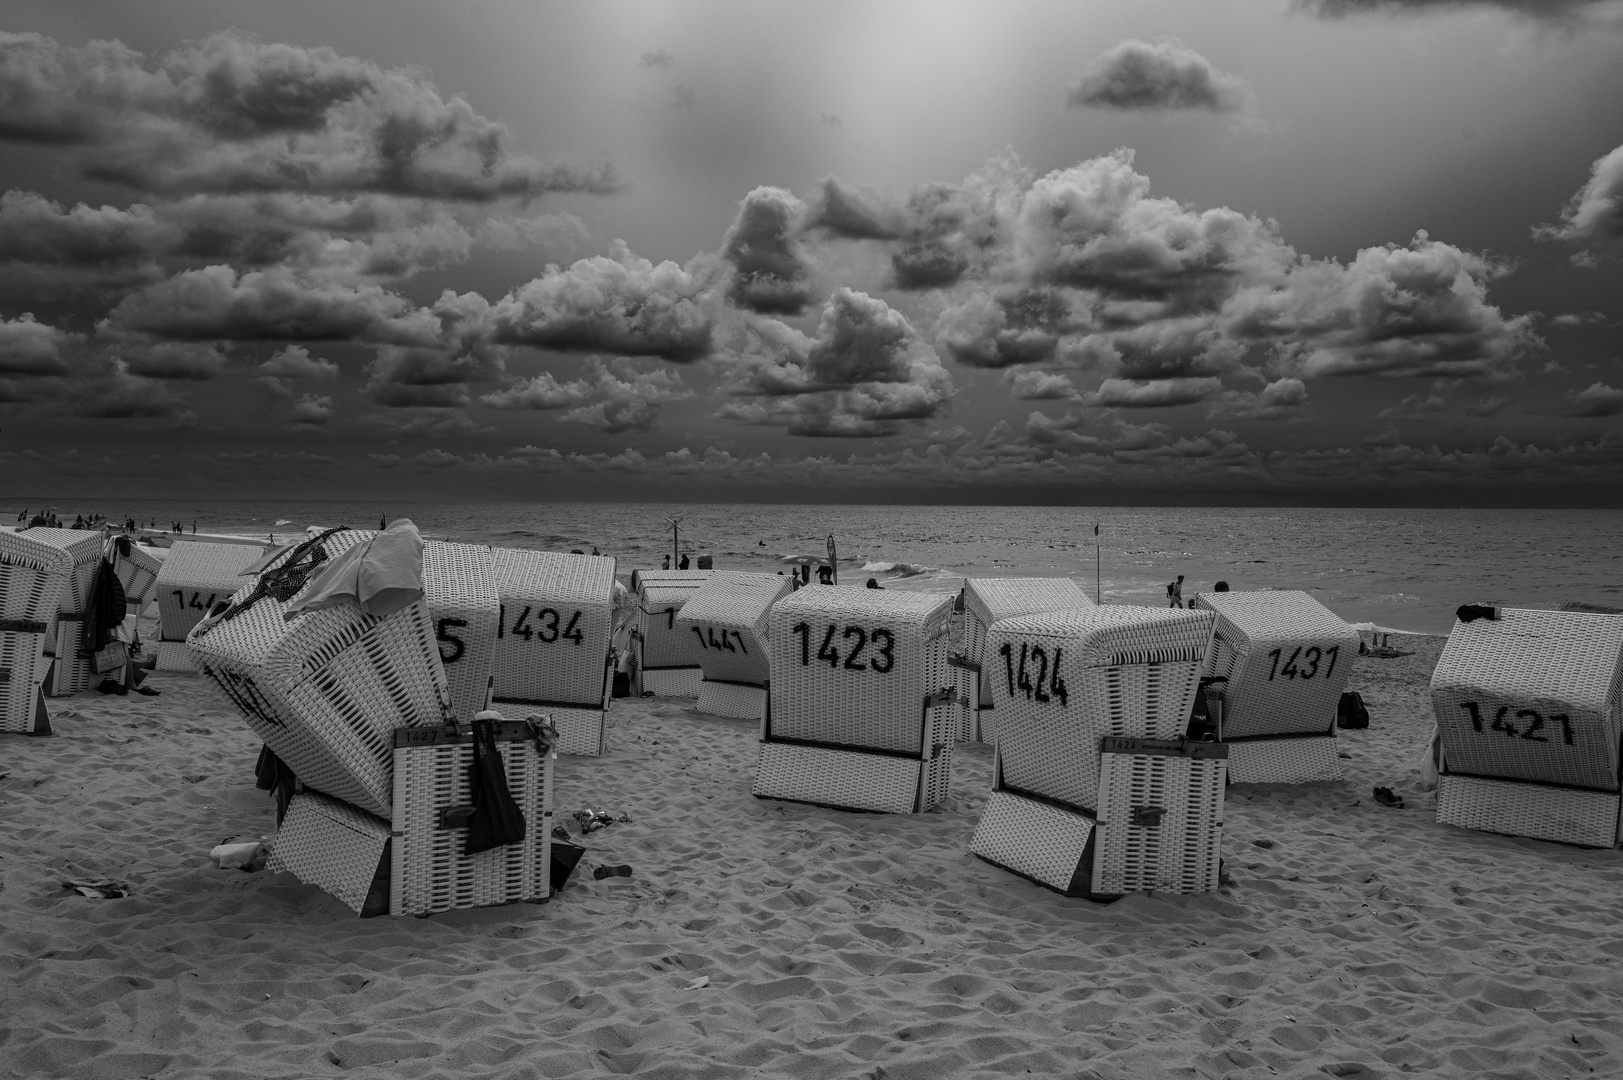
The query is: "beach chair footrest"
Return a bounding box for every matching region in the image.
[155,640,199,673]
[269,791,392,915]
[697,680,767,720]
[1224,734,1343,784]
[638,666,701,698]
[752,741,935,814]
[1437,773,1620,848]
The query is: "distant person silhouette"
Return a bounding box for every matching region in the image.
[661,554,670,570]
[817,565,833,585]
[1214,581,1230,592]
[866,577,883,589]
[1167,575,1184,608]
[678,554,690,570]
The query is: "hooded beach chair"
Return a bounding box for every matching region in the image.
[677,571,793,720]
[489,548,617,756]
[21,527,105,696]
[956,577,1095,744]
[969,605,1226,899]
[0,530,72,734]
[1430,607,1623,848]
[421,541,499,726]
[1189,589,1359,784]
[154,540,269,671]
[753,586,958,813]
[630,569,713,696]
[110,539,162,613]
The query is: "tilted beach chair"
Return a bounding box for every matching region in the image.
[489,548,617,756]
[1430,608,1623,848]
[753,586,958,813]
[155,540,269,672]
[111,540,162,613]
[956,577,1095,744]
[677,571,793,720]
[969,606,1226,899]
[630,569,713,697]
[0,530,73,734]
[269,716,556,916]
[1189,590,1359,784]
[21,528,105,697]
[188,529,453,819]
[421,541,499,726]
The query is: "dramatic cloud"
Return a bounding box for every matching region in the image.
[480,359,688,433]
[1207,377,1309,421]
[0,31,616,199]
[289,393,334,426]
[718,288,954,436]
[721,187,815,315]
[490,242,717,361]
[1295,0,1623,24]
[71,361,191,419]
[1568,381,1623,417]
[102,336,230,380]
[1535,143,1623,263]
[936,290,1074,368]
[0,313,78,375]
[259,343,340,382]
[1085,376,1224,408]
[1004,369,1079,400]
[1067,40,1248,113]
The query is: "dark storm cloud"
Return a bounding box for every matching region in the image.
[71,363,192,418]
[1067,40,1248,113]
[0,314,78,375]
[489,242,717,361]
[103,336,230,380]
[0,31,617,200]
[721,187,815,315]
[717,288,954,437]
[1535,143,1623,264]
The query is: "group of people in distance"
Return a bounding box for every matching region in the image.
[1167,575,1228,608]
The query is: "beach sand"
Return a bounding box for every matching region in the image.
[3,634,1622,1079]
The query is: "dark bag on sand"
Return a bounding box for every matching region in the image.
[1337,691,1370,730]
[551,841,586,893]
[611,670,631,698]
[465,718,526,855]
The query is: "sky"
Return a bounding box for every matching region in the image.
[1,0,1621,505]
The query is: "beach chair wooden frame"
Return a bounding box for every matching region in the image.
[967,606,1225,899]
[156,540,267,648]
[189,530,454,819]
[1189,590,1358,784]
[677,572,792,721]
[267,718,555,916]
[753,587,957,813]
[489,548,617,757]
[45,617,93,697]
[630,569,713,697]
[422,541,499,727]
[1429,608,1623,848]
[956,577,1095,745]
[0,531,72,734]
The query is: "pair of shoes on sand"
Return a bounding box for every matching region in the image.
[593,864,633,880]
[1373,786,1404,808]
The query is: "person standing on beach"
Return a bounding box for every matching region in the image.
[1167,575,1185,608]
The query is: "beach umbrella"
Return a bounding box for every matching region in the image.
[779,553,826,566]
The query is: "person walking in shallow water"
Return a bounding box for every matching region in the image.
[1167,574,1185,608]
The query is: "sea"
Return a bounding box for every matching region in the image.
[17,500,1621,637]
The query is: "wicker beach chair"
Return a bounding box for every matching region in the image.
[0,530,72,734]
[489,548,617,756]
[968,606,1227,899]
[677,572,793,720]
[188,530,453,819]
[268,717,555,916]
[422,541,499,726]
[630,569,714,697]
[155,541,268,672]
[957,577,1095,744]
[753,586,958,813]
[21,528,104,695]
[1430,608,1623,848]
[1188,590,1359,784]
[112,541,162,613]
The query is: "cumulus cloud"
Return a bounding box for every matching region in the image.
[0,313,78,375]
[0,31,617,200]
[1084,376,1225,408]
[1067,40,1248,113]
[289,392,334,426]
[722,187,815,315]
[480,369,597,410]
[481,359,689,433]
[1207,377,1309,421]
[71,360,191,418]
[260,343,340,382]
[103,336,230,380]
[1568,381,1623,417]
[717,288,954,436]
[1004,369,1079,400]
[1375,391,1448,420]
[1535,143,1623,263]
[1294,0,1623,25]
[1550,310,1607,328]
[490,241,717,361]
[639,50,674,68]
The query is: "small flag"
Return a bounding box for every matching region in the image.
[1094,523,1099,535]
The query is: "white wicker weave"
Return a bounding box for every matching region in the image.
[631,569,713,694]
[1436,773,1620,848]
[754,587,957,813]
[113,542,162,610]
[638,666,702,698]
[1190,590,1358,739]
[489,548,616,756]
[697,680,770,721]
[155,640,198,673]
[959,578,1096,744]
[155,541,267,642]
[268,790,391,915]
[421,541,498,725]
[45,618,93,697]
[20,528,102,646]
[0,531,71,733]
[983,606,1214,815]
[678,572,791,719]
[1430,608,1623,792]
[1225,735,1343,784]
[188,529,453,819]
[390,720,554,916]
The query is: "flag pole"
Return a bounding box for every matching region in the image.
[666,516,683,567]
[1094,521,1101,604]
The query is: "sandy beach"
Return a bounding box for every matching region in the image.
[3,631,1621,1080]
